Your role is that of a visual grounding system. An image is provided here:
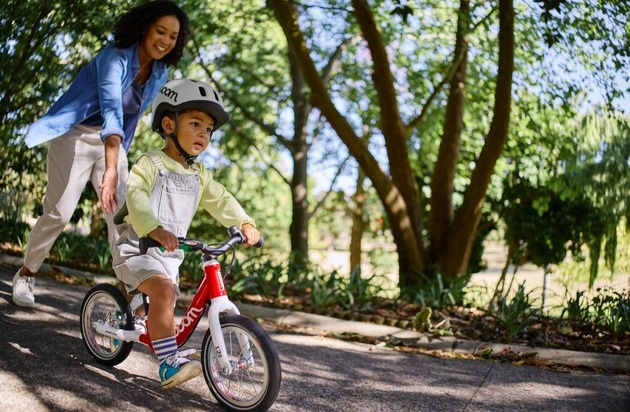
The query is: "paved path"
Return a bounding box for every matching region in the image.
[0,261,629,411]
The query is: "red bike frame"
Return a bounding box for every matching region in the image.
[138,258,227,351]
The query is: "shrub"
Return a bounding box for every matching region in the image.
[491,283,541,341]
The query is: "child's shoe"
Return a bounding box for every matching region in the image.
[159,349,202,389]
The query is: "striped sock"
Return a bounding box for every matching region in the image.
[153,336,178,363]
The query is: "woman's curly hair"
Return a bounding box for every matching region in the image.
[113,1,190,67]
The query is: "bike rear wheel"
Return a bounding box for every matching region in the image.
[201,314,281,412]
[80,283,134,366]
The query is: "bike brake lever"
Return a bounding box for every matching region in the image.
[179,238,203,251]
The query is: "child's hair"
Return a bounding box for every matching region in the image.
[157,109,218,134]
[113,1,190,67]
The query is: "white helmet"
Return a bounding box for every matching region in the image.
[151,78,229,132]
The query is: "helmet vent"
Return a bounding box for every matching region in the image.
[213,90,220,101]
[198,86,207,97]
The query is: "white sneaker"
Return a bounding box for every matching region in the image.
[12,271,35,307]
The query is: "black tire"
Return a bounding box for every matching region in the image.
[201,315,282,412]
[80,283,134,366]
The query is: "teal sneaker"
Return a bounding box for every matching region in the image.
[159,349,201,389]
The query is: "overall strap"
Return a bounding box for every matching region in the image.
[143,152,164,168]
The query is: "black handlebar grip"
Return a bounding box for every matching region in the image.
[139,237,162,254]
[254,236,264,248]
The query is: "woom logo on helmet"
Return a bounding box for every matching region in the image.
[159,86,178,102]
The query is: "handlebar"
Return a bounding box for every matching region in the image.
[139,225,264,259]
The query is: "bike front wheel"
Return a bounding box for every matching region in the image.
[80,283,134,366]
[201,314,281,412]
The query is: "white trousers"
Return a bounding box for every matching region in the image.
[22,125,129,273]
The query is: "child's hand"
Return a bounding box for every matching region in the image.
[241,223,260,246]
[148,226,179,252]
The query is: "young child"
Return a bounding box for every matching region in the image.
[112,78,260,389]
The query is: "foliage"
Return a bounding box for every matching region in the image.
[492,283,541,341]
[0,218,31,248]
[55,232,109,273]
[562,290,590,322]
[590,288,630,337]
[468,214,496,274]
[178,252,203,283]
[188,162,292,257]
[225,252,389,313]
[401,273,471,310]
[502,181,598,268]
[346,265,377,308]
[308,270,353,310]
[34,230,113,274]
[553,112,630,285]
[267,0,629,289]
[531,0,629,111]
[500,110,629,287]
[1,227,628,354]
[232,257,289,297]
[563,287,630,338]
[556,220,630,286]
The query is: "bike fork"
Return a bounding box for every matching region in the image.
[207,295,253,374]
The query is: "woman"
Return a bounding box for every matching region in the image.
[13,1,190,308]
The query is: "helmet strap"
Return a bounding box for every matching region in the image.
[169,112,197,165]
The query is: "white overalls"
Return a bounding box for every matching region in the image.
[113,153,200,295]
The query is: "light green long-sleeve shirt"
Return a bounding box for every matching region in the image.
[123,149,255,237]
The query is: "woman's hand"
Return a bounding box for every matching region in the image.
[100,167,119,214]
[101,135,122,214]
[241,223,260,246]
[148,226,179,252]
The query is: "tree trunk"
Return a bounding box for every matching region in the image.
[288,51,311,264]
[349,167,366,273]
[289,143,309,262]
[268,0,425,282]
[441,0,515,278]
[351,0,425,286]
[429,0,469,264]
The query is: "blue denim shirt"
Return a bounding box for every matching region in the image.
[25,42,169,151]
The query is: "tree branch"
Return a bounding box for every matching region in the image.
[190,37,291,148]
[231,126,291,186]
[321,35,360,85]
[407,4,498,134]
[309,154,352,218]
[268,0,424,272]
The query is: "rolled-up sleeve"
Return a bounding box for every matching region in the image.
[94,47,128,141]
